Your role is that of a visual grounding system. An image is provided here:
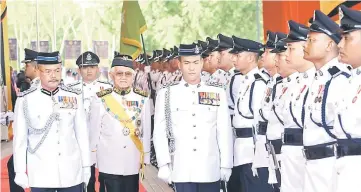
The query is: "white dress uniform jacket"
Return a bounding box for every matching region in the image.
[201,71,210,82]
[333,67,361,192]
[89,88,151,175]
[226,72,242,116]
[303,58,350,192]
[252,74,280,169]
[13,85,91,188]
[153,80,233,183]
[233,68,267,166]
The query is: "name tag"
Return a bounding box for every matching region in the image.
[58,96,78,109]
[198,92,220,106]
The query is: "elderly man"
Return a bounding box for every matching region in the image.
[154,43,233,192]
[89,55,151,192]
[13,51,91,192]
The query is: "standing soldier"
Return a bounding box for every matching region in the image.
[154,43,233,192]
[303,10,350,192]
[89,55,151,192]
[229,37,269,191]
[281,20,314,192]
[67,51,112,192]
[8,48,38,192]
[206,37,224,84]
[333,5,361,192]
[13,51,91,192]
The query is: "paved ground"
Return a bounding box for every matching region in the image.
[1,140,173,192]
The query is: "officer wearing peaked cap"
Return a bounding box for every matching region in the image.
[252,30,282,186]
[214,34,238,90]
[204,37,221,84]
[154,43,233,192]
[229,37,272,192]
[199,40,212,83]
[167,47,183,84]
[279,20,315,192]
[302,10,351,192]
[332,5,361,192]
[89,55,151,192]
[13,51,91,192]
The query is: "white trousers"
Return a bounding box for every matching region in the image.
[280,146,306,192]
[335,156,361,192]
[303,157,336,192]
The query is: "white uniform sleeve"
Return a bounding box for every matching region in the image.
[252,81,267,130]
[153,88,171,167]
[74,94,91,167]
[217,89,233,169]
[13,98,28,173]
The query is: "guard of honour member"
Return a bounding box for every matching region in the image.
[10,5,361,192]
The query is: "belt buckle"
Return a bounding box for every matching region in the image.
[302,148,307,159]
[281,133,285,144]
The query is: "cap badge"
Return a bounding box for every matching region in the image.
[194,45,200,54]
[339,7,344,23]
[86,53,92,61]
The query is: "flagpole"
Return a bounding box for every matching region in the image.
[140,34,154,103]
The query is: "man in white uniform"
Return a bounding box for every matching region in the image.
[13,51,91,192]
[333,5,361,192]
[303,10,350,192]
[89,55,151,192]
[67,51,112,192]
[154,43,233,192]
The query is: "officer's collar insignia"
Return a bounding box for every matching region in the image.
[58,95,78,109]
[86,53,92,61]
[184,83,201,88]
[198,92,220,106]
[96,88,112,97]
[114,87,131,96]
[41,87,60,96]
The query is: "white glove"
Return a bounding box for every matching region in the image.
[220,168,232,182]
[158,164,172,184]
[144,66,151,73]
[14,173,29,189]
[83,167,91,186]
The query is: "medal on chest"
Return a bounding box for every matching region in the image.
[264,87,272,103]
[314,85,325,103]
[352,85,361,103]
[278,87,288,99]
[199,92,220,106]
[296,85,307,101]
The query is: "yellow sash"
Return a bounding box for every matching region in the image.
[102,94,145,179]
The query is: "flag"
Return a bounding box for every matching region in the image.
[120,0,147,60]
[1,0,12,111]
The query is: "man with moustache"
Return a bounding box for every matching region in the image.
[154,43,233,192]
[332,5,361,192]
[229,37,269,192]
[280,20,315,192]
[252,31,283,186]
[13,51,91,192]
[302,10,350,192]
[89,55,151,192]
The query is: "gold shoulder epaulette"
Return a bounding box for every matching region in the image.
[97,80,112,86]
[60,84,81,95]
[18,86,37,97]
[67,81,81,87]
[96,88,112,97]
[161,81,180,89]
[134,88,149,97]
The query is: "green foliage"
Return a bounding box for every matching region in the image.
[6,0,263,61]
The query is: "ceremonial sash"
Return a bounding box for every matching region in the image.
[101,94,145,179]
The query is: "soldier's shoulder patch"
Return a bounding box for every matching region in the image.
[328,66,351,78]
[206,81,223,88]
[162,81,179,89]
[133,88,149,97]
[60,84,81,95]
[96,88,112,97]
[97,80,112,86]
[67,81,81,87]
[254,73,266,83]
[18,86,37,97]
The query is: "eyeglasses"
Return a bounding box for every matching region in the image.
[40,68,61,75]
[114,71,133,78]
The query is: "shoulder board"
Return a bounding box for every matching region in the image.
[276,76,283,82]
[96,88,113,98]
[328,66,351,78]
[67,81,80,87]
[254,73,266,83]
[133,88,149,97]
[234,72,242,76]
[97,80,112,85]
[60,84,81,95]
[161,81,180,89]
[347,65,352,71]
[18,86,37,97]
[206,81,223,88]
